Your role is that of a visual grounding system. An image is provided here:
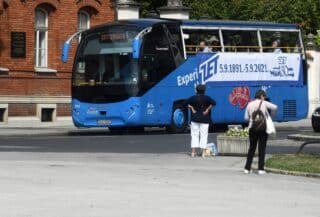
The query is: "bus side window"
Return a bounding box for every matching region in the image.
[140,30,157,85]
[222,30,259,52]
[165,24,184,65]
[141,25,175,83]
[182,29,220,55]
[260,31,301,53]
[141,54,156,83]
[155,33,175,80]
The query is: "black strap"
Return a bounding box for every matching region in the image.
[257,100,263,111]
[251,100,264,119]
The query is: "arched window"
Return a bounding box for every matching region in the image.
[78,10,90,32]
[35,8,48,68]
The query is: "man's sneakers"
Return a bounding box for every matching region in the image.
[258,170,267,175]
[244,169,267,174]
[244,169,251,174]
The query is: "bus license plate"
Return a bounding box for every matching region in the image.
[98,120,111,125]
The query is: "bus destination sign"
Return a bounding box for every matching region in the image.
[100,32,127,42]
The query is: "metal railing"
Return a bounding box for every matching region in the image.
[185,45,303,54]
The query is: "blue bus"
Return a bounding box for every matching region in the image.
[62,19,308,133]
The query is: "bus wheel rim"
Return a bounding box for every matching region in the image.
[173,109,184,127]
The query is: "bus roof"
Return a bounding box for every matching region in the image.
[124,19,180,28]
[125,19,300,30]
[88,19,180,32]
[181,19,300,30]
[85,18,300,34]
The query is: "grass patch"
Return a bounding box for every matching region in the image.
[300,131,320,136]
[266,153,320,174]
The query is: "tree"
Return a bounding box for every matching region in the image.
[135,0,166,17]
[137,0,320,34]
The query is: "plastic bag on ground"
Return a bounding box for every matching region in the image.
[207,142,218,156]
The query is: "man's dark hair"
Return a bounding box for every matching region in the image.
[196,84,206,94]
[255,89,266,99]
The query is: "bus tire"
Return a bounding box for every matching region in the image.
[166,104,188,133]
[312,116,320,132]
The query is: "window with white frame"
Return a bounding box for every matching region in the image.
[35,8,48,68]
[78,10,90,32]
[77,10,90,73]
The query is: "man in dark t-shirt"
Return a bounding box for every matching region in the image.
[185,84,216,157]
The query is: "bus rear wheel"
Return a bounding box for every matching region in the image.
[166,104,188,133]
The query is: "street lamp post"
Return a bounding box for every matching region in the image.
[307,33,315,50]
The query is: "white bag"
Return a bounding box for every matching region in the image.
[266,113,276,135]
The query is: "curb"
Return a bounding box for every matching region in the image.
[261,155,320,179]
[251,161,320,178]
[287,134,320,141]
[265,167,320,179]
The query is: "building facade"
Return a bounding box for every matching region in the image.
[0,0,115,124]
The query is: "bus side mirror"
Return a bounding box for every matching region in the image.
[132,39,141,59]
[61,31,82,63]
[62,42,70,63]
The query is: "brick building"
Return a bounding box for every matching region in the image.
[0,0,115,124]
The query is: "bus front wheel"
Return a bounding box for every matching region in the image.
[166,104,188,133]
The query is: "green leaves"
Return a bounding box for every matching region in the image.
[224,127,249,137]
[137,0,320,35]
[135,0,167,17]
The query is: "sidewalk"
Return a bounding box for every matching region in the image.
[273,118,312,130]
[0,118,79,136]
[0,117,312,136]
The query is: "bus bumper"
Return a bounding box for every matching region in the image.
[72,98,141,128]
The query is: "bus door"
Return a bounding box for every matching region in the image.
[139,23,184,124]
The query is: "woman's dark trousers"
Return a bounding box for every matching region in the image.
[244,129,268,171]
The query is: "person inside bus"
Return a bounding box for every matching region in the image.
[185,84,216,157]
[209,35,221,52]
[197,40,210,53]
[271,39,282,53]
[244,89,278,174]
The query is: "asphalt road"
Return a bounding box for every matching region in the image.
[0,128,318,154]
[0,127,319,217]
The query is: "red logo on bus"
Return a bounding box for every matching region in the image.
[229,87,250,109]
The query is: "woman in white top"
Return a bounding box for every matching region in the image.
[271,40,282,53]
[244,90,278,174]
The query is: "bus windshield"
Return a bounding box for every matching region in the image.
[73,27,140,87]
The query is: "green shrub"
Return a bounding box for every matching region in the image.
[224,127,249,137]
